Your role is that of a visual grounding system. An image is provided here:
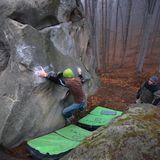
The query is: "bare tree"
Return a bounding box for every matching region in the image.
[104,0,113,70]
[82,0,160,73]
[148,5,160,56]
[103,0,107,72]
[84,0,88,17]
[120,0,132,66]
[136,0,158,72]
[86,0,98,69]
[101,0,106,72]
[112,0,119,65]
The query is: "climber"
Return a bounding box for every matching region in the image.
[36,67,86,124]
[136,75,160,105]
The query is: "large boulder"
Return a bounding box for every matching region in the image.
[62,104,160,160]
[1,0,83,29]
[0,0,98,148]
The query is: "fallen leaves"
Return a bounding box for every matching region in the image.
[87,67,156,112]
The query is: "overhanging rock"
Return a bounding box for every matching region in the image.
[0,0,98,148]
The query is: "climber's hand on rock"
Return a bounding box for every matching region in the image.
[77,67,82,75]
[36,68,48,78]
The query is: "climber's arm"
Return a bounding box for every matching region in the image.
[77,67,85,83]
[47,72,66,86]
[36,69,66,86]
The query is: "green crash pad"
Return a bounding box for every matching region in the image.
[78,114,115,126]
[90,106,123,117]
[27,132,79,155]
[78,106,123,126]
[56,125,91,141]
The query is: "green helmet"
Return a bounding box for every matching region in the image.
[63,68,74,78]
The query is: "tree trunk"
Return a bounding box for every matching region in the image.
[104,0,113,71]
[136,0,158,72]
[102,0,105,72]
[148,6,160,55]
[112,0,119,65]
[87,0,98,69]
[120,0,132,66]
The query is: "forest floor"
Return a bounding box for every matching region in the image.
[4,65,160,160]
[81,65,158,118]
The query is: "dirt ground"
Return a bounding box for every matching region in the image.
[4,64,160,160]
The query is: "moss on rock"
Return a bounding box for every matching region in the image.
[62,104,160,160]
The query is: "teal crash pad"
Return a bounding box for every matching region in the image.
[27,132,79,155]
[56,124,91,141]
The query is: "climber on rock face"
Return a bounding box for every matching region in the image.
[36,67,86,124]
[136,75,160,105]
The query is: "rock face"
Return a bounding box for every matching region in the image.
[62,104,160,160]
[0,0,98,148]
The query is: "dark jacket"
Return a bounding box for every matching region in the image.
[136,81,159,104]
[47,73,85,103]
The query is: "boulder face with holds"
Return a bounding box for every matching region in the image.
[0,0,98,148]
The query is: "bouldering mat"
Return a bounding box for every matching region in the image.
[56,124,91,141]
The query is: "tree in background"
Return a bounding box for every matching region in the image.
[136,0,158,72]
[82,0,160,73]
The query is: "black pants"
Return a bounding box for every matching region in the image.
[152,98,160,105]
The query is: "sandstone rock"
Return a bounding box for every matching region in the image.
[0,0,83,29]
[0,0,98,148]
